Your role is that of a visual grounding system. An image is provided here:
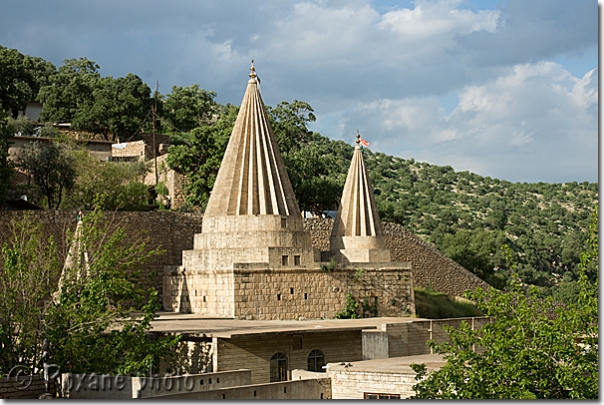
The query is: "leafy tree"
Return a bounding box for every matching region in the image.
[0,214,59,374]
[162,84,217,133]
[38,58,100,124]
[410,207,598,399]
[0,208,180,376]
[166,104,235,209]
[74,74,152,141]
[0,113,12,206]
[15,141,77,209]
[267,100,316,154]
[283,136,344,214]
[0,46,37,117]
[62,149,150,211]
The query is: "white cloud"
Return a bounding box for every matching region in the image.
[349,62,597,182]
[0,0,597,182]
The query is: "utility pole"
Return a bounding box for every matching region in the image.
[152,81,159,187]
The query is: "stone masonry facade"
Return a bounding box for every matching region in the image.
[0,211,487,307]
[164,265,414,320]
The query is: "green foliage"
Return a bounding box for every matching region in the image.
[0,215,60,375]
[283,134,344,214]
[410,207,598,399]
[38,58,100,124]
[320,258,336,272]
[0,209,180,376]
[413,287,482,319]
[162,84,217,133]
[15,140,77,209]
[7,115,36,136]
[352,268,366,282]
[37,122,59,138]
[0,113,12,206]
[63,149,150,211]
[166,104,235,209]
[74,73,152,141]
[267,100,315,154]
[0,46,39,115]
[336,293,359,319]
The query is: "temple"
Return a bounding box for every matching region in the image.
[163,62,414,320]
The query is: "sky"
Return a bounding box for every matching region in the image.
[0,0,598,184]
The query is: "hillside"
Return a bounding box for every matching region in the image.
[309,134,597,301]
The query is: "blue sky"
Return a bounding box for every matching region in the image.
[0,0,598,183]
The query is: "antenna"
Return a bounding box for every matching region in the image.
[152,81,159,187]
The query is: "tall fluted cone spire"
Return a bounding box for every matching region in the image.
[330,131,391,263]
[204,60,300,218]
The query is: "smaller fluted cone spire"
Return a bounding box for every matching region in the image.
[330,131,390,263]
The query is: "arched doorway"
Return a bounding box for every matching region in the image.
[270,352,288,382]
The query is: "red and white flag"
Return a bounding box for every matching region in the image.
[360,137,369,147]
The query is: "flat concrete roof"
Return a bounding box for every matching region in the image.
[150,313,427,339]
[327,353,446,375]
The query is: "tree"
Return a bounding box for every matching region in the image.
[74,74,152,141]
[267,100,316,154]
[162,84,217,133]
[0,208,180,376]
[166,104,235,209]
[15,141,77,209]
[62,149,150,211]
[283,138,343,214]
[0,46,38,117]
[38,58,100,123]
[410,207,598,399]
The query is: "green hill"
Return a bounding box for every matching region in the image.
[308,134,597,302]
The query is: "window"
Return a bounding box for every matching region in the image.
[282,255,289,266]
[364,393,401,399]
[307,349,325,372]
[270,353,288,382]
[294,255,301,265]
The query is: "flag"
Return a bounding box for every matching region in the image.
[360,137,369,147]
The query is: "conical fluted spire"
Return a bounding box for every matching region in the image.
[333,131,384,237]
[204,61,300,218]
[330,131,390,263]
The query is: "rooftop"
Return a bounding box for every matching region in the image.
[327,353,446,374]
[150,313,427,338]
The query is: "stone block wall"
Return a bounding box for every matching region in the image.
[149,378,331,400]
[384,317,490,357]
[215,330,363,385]
[164,266,414,320]
[328,368,416,399]
[0,375,56,399]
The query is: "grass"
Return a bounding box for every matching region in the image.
[414,287,483,319]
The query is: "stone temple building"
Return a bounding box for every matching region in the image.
[163,62,415,320]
